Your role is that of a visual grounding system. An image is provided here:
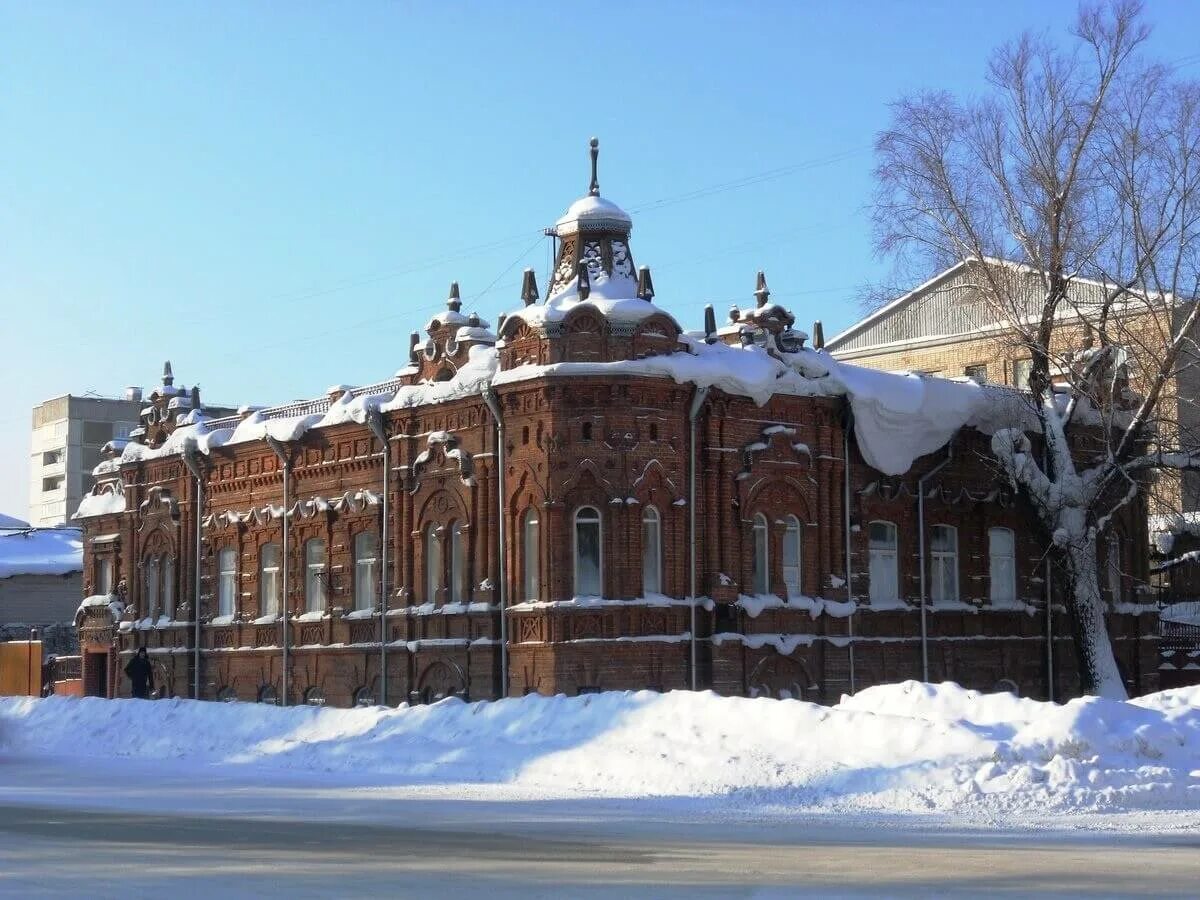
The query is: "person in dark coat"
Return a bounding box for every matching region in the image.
[124,647,154,699]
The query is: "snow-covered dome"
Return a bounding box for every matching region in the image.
[554,194,632,236]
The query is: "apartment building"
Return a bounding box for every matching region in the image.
[29,391,143,526]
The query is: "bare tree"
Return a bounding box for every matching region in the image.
[873,0,1200,697]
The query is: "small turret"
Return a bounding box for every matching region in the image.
[446,282,462,314]
[812,320,825,350]
[162,360,174,387]
[636,266,655,302]
[190,385,201,408]
[409,332,420,366]
[729,305,741,323]
[521,268,539,307]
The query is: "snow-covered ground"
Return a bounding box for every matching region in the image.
[2,681,1197,829]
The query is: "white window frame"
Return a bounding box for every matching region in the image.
[752,513,769,595]
[988,527,1017,606]
[354,531,379,612]
[260,542,281,617]
[161,555,174,619]
[425,524,442,605]
[217,547,237,618]
[144,555,160,619]
[868,521,899,605]
[523,508,540,601]
[97,557,114,595]
[449,521,466,604]
[930,525,959,606]
[782,514,802,598]
[304,539,326,614]
[573,506,603,598]
[642,506,662,596]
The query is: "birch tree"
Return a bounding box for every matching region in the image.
[873,0,1200,697]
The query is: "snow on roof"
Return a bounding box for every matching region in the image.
[0,527,83,579]
[74,490,127,520]
[0,513,31,530]
[553,194,632,236]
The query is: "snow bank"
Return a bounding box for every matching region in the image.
[3,681,1197,817]
[0,527,83,579]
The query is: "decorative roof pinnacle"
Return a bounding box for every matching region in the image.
[447,281,462,313]
[521,268,539,306]
[588,137,600,197]
[754,271,770,308]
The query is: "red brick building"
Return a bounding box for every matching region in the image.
[74,143,1159,706]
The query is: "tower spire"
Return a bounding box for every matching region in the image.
[588,137,600,196]
[162,360,174,387]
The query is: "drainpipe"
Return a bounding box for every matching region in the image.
[688,385,710,691]
[181,445,205,701]
[842,410,856,695]
[1042,444,1054,702]
[266,437,291,707]
[917,441,954,683]
[366,408,389,705]
[481,387,507,697]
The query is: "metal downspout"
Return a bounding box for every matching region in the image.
[182,446,205,701]
[1042,444,1054,702]
[917,442,954,683]
[842,411,856,695]
[366,410,389,705]
[266,437,291,707]
[688,385,710,692]
[482,388,507,697]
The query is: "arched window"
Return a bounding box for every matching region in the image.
[988,527,1016,606]
[783,515,802,598]
[304,539,326,614]
[523,508,540,601]
[257,685,278,705]
[217,548,237,618]
[642,506,662,596]
[1107,532,1123,602]
[424,523,443,604]
[868,521,899,605]
[930,525,959,605]
[752,514,769,595]
[304,686,326,707]
[143,555,160,619]
[354,531,379,612]
[260,543,281,617]
[448,521,466,604]
[574,507,602,597]
[353,685,376,707]
[161,555,174,619]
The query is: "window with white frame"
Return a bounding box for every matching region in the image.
[424,524,442,604]
[143,555,160,618]
[304,539,326,613]
[783,515,802,598]
[217,548,237,618]
[752,513,769,595]
[523,508,540,601]
[930,525,959,605]
[642,506,662,595]
[449,521,466,604]
[97,557,113,595]
[260,543,281,617]
[354,531,379,611]
[161,555,174,619]
[868,521,899,605]
[988,527,1017,606]
[1012,358,1033,390]
[574,507,602,597]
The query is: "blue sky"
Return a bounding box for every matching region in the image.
[4,1,1199,518]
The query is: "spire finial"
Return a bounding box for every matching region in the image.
[813,320,825,350]
[162,360,174,386]
[521,268,540,306]
[754,271,770,308]
[588,137,600,197]
[447,281,461,313]
[577,260,591,300]
[636,265,655,301]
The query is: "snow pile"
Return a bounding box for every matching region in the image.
[3,681,1197,817]
[0,527,83,579]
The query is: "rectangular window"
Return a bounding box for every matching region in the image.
[930,525,959,605]
[42,475,65,493]
[574,509,602,597]
[42,449,64,466]
[113,422,136,440]
[162,556,175,619]
[218,548,237,618]
[97,557,114,595]
[51,420,68,439]
[988,528,1016,606]
[260,544,281,617]
[354,532,379,611]
[1012,358,1033,390]
[144,556,160,618]
[82,421,113,445]
[305,540,327,613]
[964,364,987,384]
[868,521,899,605]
